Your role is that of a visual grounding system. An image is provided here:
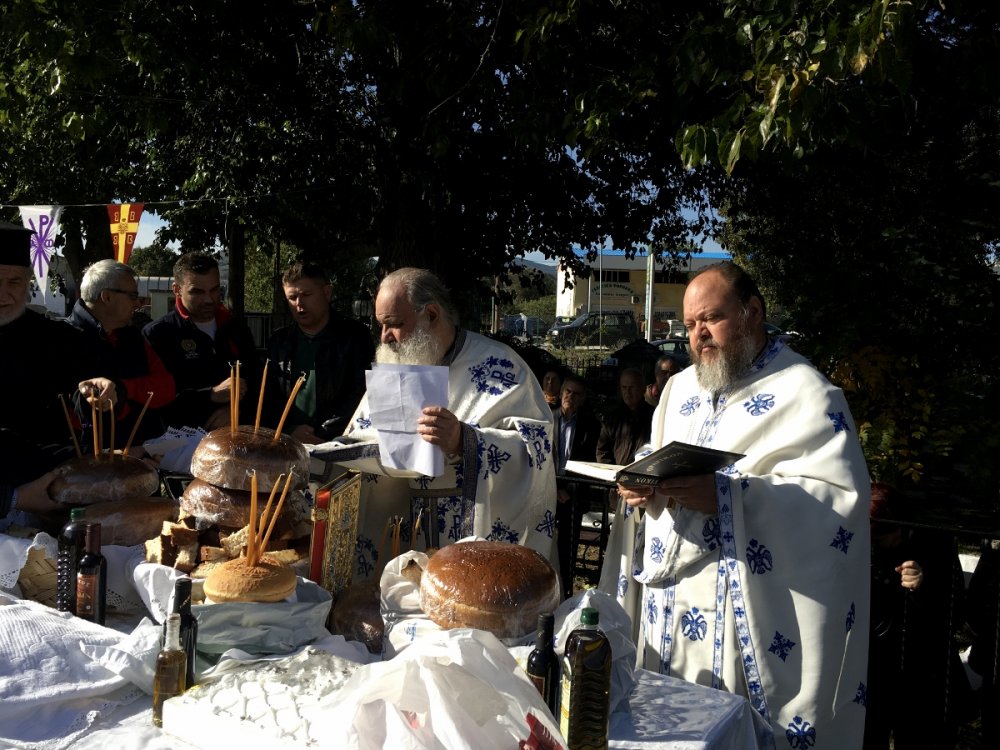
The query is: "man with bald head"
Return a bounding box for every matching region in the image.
[606,261,871,748]
[337,267,557,578]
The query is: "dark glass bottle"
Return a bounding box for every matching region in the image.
[560,607,612,750]
[57,507,88,613]
[526,612,560,717]
[75,523,107,625]
[162,576,198,687]
[153,613,188,727]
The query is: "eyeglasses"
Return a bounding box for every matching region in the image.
[107,288,140,301]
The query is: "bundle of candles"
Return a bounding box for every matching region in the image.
[229,360,306,441]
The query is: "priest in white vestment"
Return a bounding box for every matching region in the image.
[603,262,870,749]
[341,267,557,579]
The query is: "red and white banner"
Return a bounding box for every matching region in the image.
[107,202,144,264]
[19,205,62,300]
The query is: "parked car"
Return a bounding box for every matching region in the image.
[547,310,639,348]
[650,337,691,367]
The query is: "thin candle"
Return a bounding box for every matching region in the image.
[256,472,285,551]
[91,389,99,458]
[58,394,82,458]
[234,360,241,429]
[273,374,306,441]
[259,471,294,552]
[229,364,235,435]
[248,470,258,566]
[255,359,268,433]
[123,392,154,457]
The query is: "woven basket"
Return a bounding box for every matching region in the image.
[17,547,58,608]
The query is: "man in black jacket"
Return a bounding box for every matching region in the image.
[143,252,260,430]
[266,261,374,443]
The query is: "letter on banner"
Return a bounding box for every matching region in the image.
[19,205,63,301]
[107,203,144,264]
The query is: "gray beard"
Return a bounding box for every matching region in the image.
[694,330,758,394]
[375,324,442,366]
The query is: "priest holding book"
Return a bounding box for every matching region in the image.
[603,262,870,750]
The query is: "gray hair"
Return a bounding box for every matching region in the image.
[379,267,460,328]
[80,260,137,303]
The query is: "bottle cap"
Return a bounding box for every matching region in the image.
[70,507,86,521]
[537,612,554,629]
[581,607,599,625]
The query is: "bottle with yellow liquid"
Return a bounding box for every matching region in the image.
[152,613,187,727]
[560,607,611,750]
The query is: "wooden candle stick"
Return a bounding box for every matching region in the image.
[259,471,294,553]
[58,394,82,458]
[273,374,306,441]
[248,470,259,566]
[123,392,154,457]
[255,359,268,433]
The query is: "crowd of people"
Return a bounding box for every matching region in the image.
[2,216,996,748]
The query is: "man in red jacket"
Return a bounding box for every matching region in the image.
[143,252,260,430]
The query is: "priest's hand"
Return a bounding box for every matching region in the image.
[418,406,462,455]
[656,473,718,514]
[79,377,118,409]
[896,560,924,590]
[210,375,248,403]
[618,484,655,509]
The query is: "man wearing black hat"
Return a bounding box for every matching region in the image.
[0,222,106,526]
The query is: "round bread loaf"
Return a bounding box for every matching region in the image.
[49,453,160,506]
[180,478,306,532]
[83,498,178,546]
[419,541,561,639]
[190,425,309,492]
[203,556,298,603]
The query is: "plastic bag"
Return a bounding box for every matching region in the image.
[313,627,565,749]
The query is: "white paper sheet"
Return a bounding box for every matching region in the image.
[365,364,449,477]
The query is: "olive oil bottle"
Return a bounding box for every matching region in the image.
[560,607,612,750]
[153,613,188,727]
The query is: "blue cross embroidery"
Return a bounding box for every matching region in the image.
[487,518,519,544]
[746,538,774,574]
[830,526,854,554]
[618,574,628,599]
[785,716,817,748]
[827,411,850,433]
[416,475,432,490]
[846,602,856,632]
[468,356,518,395]
[649,536,666,563]
[646,592,658,624]
[405,622,417,641]
[702,517,721,550]
[680,396,700,416]
[768,630,796,661]
[853,682,867,706]
[680,608,708,641]
[535,509,556,538]
[355,415,372,429]
[484,443,511,475]
[517,423,551,469]
[743,393,775,416]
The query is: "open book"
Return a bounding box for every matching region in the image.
[565,441,744,487]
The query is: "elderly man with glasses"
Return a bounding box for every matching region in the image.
[65,259,176,451]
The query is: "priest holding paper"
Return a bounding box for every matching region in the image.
[329,267,557,580]
[605,262,870,749]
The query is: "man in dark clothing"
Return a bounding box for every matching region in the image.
[0,223,102,527]
[66,259,176,450]
[553,373,602,597]
[266,261,374,443]
[597,367,654,466]
[143,252,260,430]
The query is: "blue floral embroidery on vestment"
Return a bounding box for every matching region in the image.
[535,509,556,538]
[740,476,750,490]
[853,682,867,707]
[830,526,854,554]
[618,574,628,599]
[363,473,379,484]
[743,393,775,416]
[846,602,856,632]
[355,415,372,429]
[785,716,817,748]
[623,504,634,519]
[435,497,466,542]
[484,443,511,477]
[646,591,658,624]
[827,411,850,433]
[702,517,721,550]
[768,631,796,661]
[405,622,417,641]
[487,517,519,544]
[468,356,518,395]
[680,396,700,416]
[649,536,666,563]
[681,608,708,641]
[746,539,774,574]
[517,422,551,469]
[355,535,377,577]
[416,475,432,490]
